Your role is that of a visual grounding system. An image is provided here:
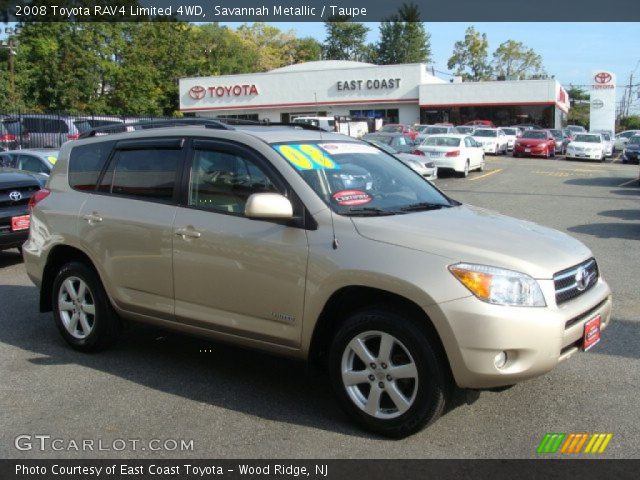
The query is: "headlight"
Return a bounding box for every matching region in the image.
[449,263,546,307]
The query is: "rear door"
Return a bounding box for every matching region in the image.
[77,138,186,320]
[172,139,309,347]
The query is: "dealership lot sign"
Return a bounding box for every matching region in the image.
[590,70,615,132]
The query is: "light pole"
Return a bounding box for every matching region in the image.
[1,27,22,106]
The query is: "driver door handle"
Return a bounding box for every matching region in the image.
[175,227,202,239]
[82,213,103,224]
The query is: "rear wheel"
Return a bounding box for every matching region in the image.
[328,307,450,438]
[52,261,120,352]
[459,160,470,178]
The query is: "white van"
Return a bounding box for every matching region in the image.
[292,116,336,132]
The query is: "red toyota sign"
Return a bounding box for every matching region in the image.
[187,84,259,101]
[594,72,612,84]
[189,86,206,100]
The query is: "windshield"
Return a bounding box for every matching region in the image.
[502,128,516,135]
[567,126,585,132]
[379,125,403,133]
[474,129,497,137]
[422,136,461,147]
[574,134,601,143]
[455,127,474,134]
[422,126,449,135]
[272,142,452,215]
[521,131,546,139]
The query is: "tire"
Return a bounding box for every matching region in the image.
[52,261,120,352]
[458,160,470,178]
[513,151,520,158]
[478,158,485,172]
[551,147,556,158]
[328,307,450,438]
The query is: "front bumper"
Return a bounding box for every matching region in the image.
[424,278,612,389]
[514,145,548,157]
[567,150,602,160]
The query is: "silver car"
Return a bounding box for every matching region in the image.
[366,139,437,180]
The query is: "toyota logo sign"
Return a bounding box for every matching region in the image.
[591,99,605,109]
[594,72,612,84]
[189,85,206,100]
[9,191,22,202]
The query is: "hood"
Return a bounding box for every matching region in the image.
[516,138,548,145]
[351,205,591,279]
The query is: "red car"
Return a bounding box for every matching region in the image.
[464,120,495,128]
[513,130,556,158]
[377,123,418,141]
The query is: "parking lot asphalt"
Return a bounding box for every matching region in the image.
[1,154,639,459]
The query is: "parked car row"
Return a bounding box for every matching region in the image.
[0,114,159,151]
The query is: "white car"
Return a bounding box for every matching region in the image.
[500,127,521,152]
[472,128,509,155]
[614,130,640,151]
[417,134,485,177]
[415,125,456,142]
[566,133,606,162]
[590,130,614,157]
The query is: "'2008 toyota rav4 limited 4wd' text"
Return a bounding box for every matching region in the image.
[23,120,612,438]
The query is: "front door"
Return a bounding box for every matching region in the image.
[172,140,309,347]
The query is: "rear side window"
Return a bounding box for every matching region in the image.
[69,141,116,191]
[106,149,181,201]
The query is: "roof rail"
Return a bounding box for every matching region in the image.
[79,118,233,139]
[214,117,326,132]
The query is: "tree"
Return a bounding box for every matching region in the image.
[447,26,492,81]
[492,40,544,80]
[291,37,323,64]
[322,17,370,61]
[237,23,298,71]
[195,24,259,76]
[567,85,590,102]
[376,3,431,65]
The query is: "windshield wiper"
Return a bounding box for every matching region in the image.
[343,207,400,216]
[399,202,452,212]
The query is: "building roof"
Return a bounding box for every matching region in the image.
[269,60,376,73]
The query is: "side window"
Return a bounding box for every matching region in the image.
[69,141,116,191]
[189,149,279,215]
[396,136,407,146]
[18,155,48,174]
[0,153,16,168]
[109,148,181,201]
[464,137,471,147]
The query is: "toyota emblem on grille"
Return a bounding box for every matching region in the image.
[9,191,22,202]
[575,267,589,291]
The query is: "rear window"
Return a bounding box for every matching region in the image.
[521,131,546,139]
[422,137,461,147]
[69,141,116,191]
[23,117,70,133]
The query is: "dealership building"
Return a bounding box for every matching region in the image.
[179,61,570,128]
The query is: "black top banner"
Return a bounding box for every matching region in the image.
[1,0,640,22]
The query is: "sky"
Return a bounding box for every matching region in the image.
[222,22,640,111]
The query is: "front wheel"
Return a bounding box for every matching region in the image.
[52,261,121,352]
[328,308,450,438]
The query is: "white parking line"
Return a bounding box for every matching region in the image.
[469,169,503,181]
[618,178,639,187]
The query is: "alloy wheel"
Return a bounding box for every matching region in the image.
[58,276,96,339]
[341,330,419,419]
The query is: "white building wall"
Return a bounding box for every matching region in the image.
[180,61,443,114]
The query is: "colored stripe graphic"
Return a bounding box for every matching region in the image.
[537,433,566,453]
[538,433,613,454]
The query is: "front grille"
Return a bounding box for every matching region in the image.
[554,258,599,305]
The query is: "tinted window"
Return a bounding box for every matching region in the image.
[521,131,547,139]
[23,117,69,133]
[0,153,16,168]
[189,149,279,215]
[109,149,181,200]
[69,141,116,191]
[18,155,49,174]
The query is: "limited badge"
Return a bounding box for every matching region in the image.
[332,190,372,206]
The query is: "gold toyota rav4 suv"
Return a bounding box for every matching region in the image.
[23,120,612,438]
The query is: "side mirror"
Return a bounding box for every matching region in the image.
[245,193,293,219]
